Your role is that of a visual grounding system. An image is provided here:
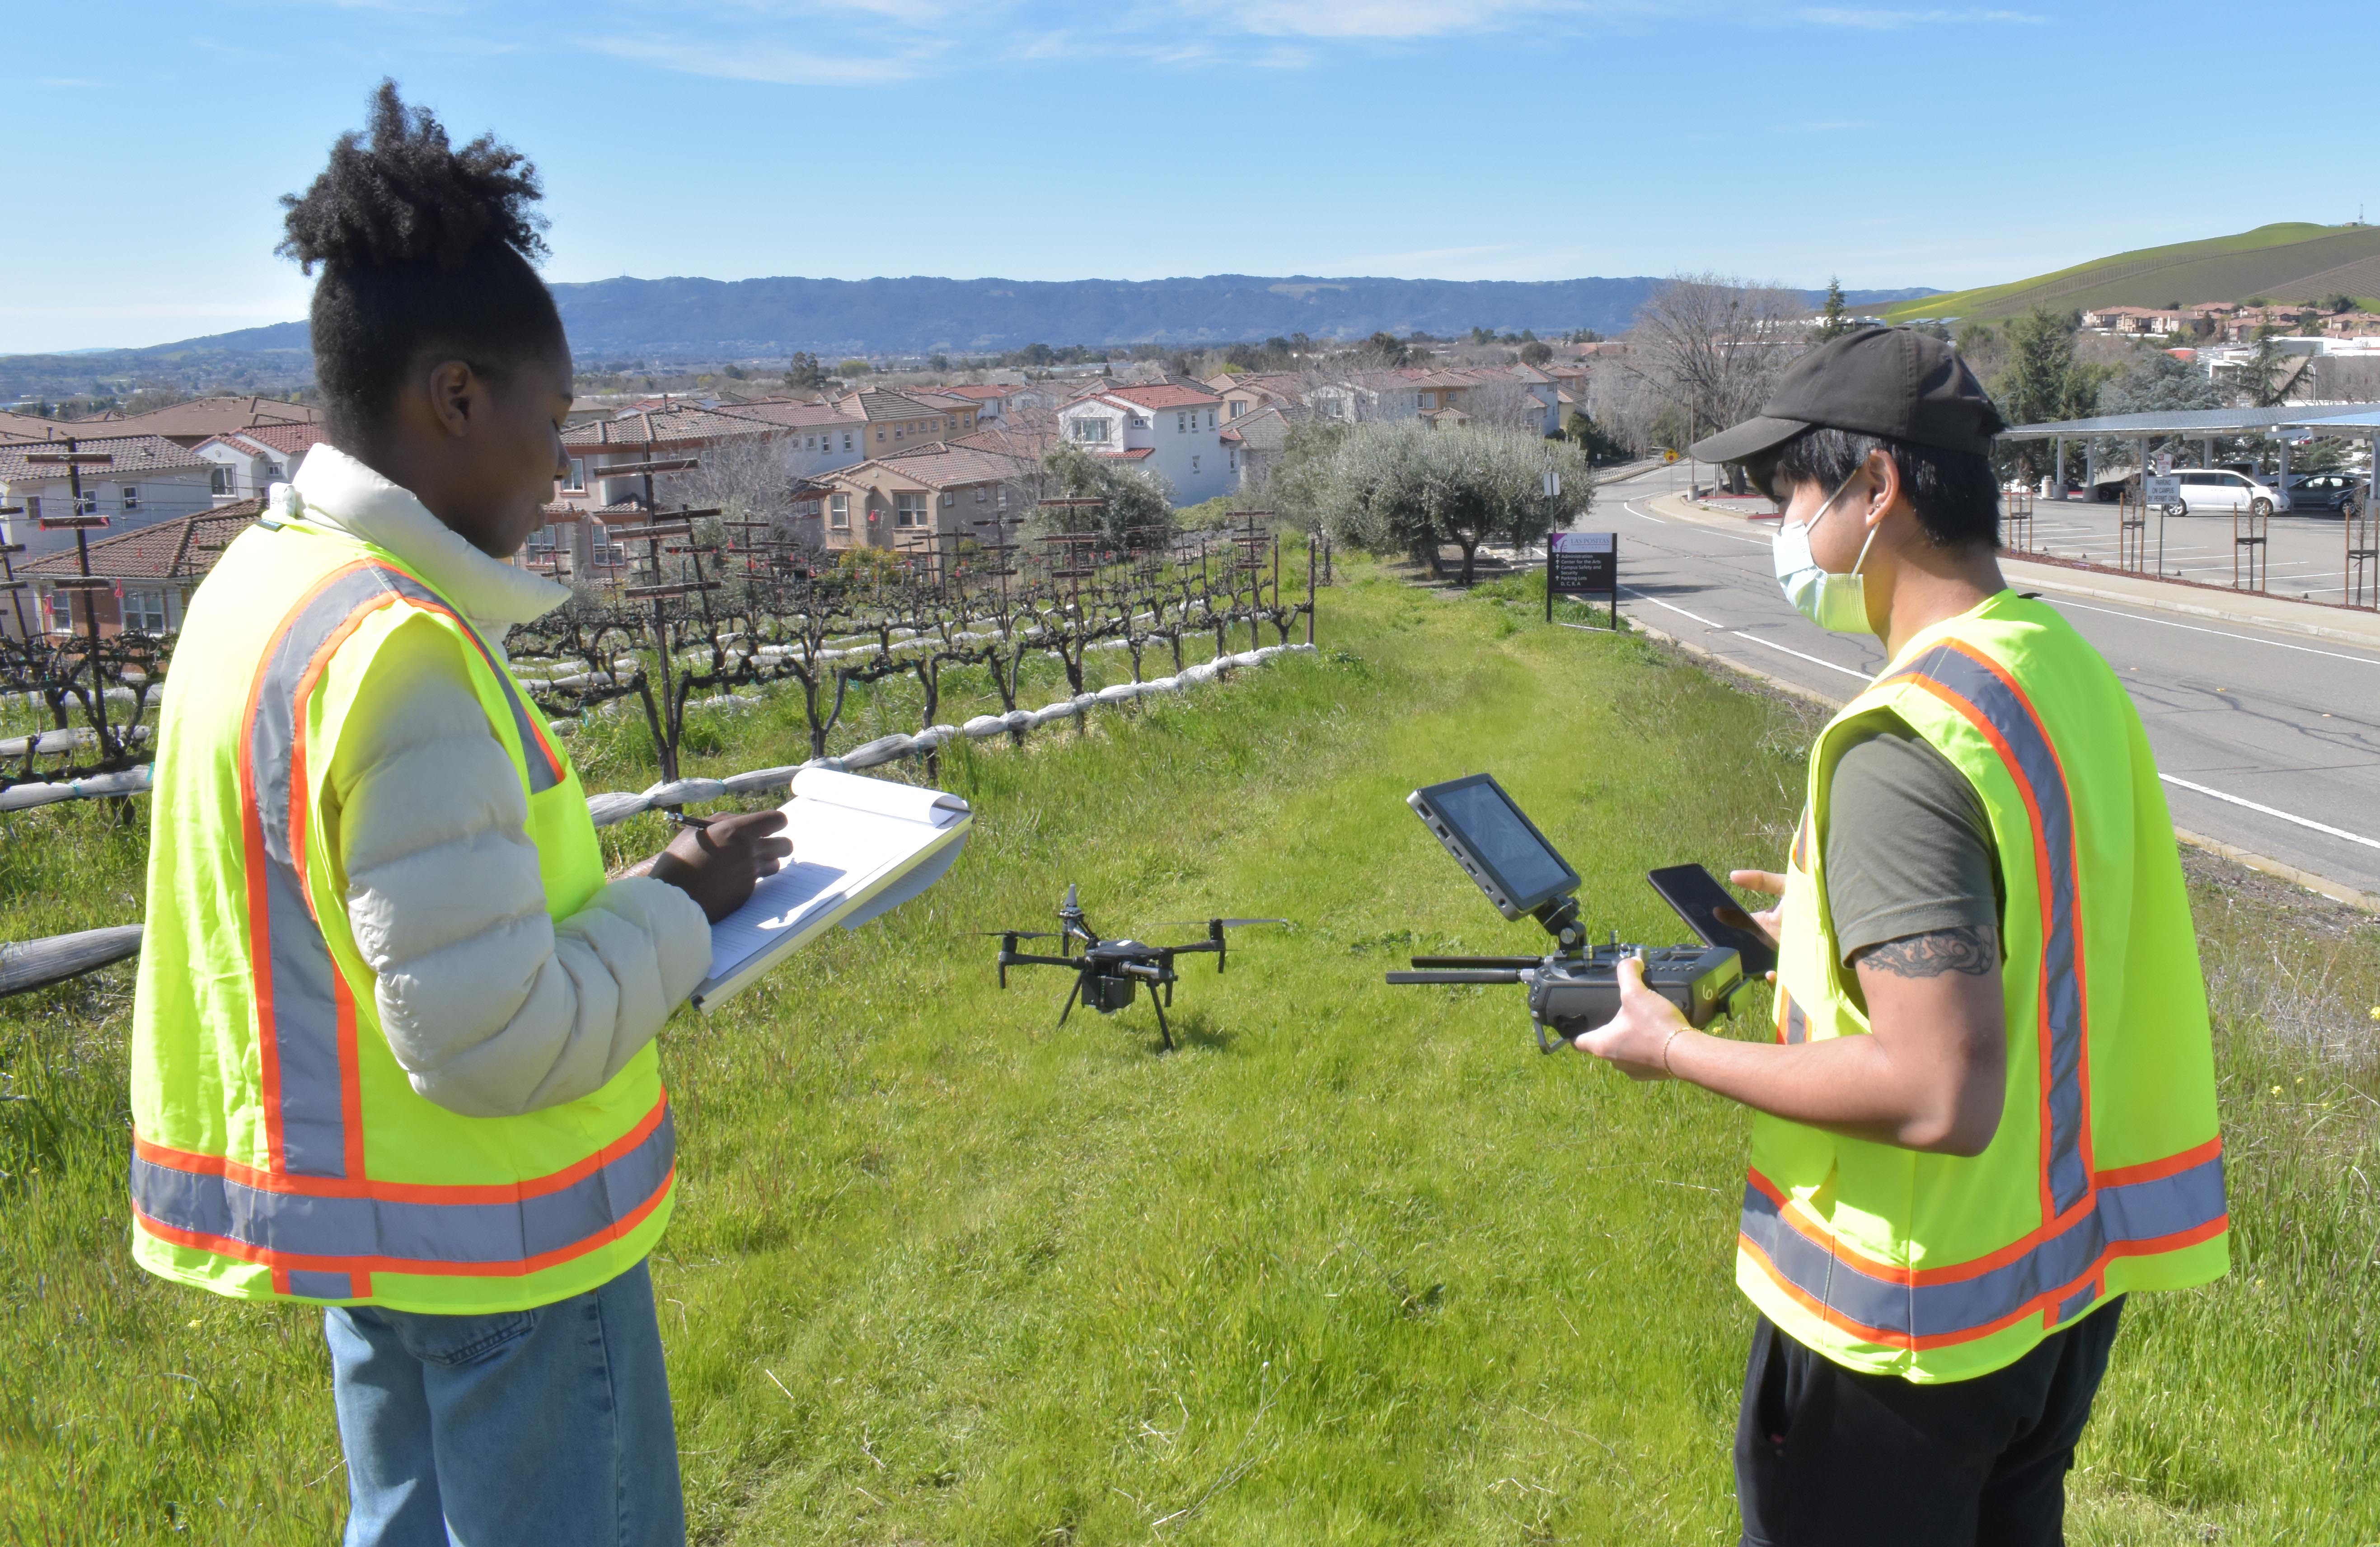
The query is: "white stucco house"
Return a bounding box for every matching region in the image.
[192,422,325,502]
[0,434,217,562]
[1055,382,1232,506]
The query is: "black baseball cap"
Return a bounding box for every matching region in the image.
[1687,325,2005,469]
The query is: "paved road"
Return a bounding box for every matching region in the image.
[1585,461,2380,899]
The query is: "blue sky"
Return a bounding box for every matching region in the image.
[6,0,2370,353]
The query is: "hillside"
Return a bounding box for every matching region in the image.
[1885,223,2380,323]
[2,275,1935,398]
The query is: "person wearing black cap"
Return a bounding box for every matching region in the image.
[1574,327,2228,1546]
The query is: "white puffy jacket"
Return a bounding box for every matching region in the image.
[288,447,711,1119]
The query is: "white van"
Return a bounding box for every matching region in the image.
[2169,469,2282,517]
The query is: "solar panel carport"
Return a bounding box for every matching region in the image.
[1998,403,2380,508]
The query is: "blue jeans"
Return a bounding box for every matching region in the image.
[324,1259,684,1547]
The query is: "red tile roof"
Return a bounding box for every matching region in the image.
[561,404,785,450]
[1093,447,1157,460]
[0,433,211,482]
[100,395,318,443]
[17,498,265,579]
[1071,382,1221,411]
[715,399,848,430]
[934,384,1016,401]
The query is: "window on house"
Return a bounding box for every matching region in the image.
[1073,418,1109,444]
[843,433,853,451]
[941,491,955,506]
[895,492,927,528]
[830,493,850,530]
[211,466,237,496]
[120,486,139,511]
[75,489,97,516]
[1206,411,1215,428]
[1230,401,1245,417]
[124,589,168,633]
[1191,455,1199,473]
[565,458,586,492]
[45,587,73,632]
[1130,415,1148,428]
[998,485,1007,509]
[1176,413,1186,432]
[974,486,987,503]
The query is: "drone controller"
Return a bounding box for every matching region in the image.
[1386,774,1755,1053]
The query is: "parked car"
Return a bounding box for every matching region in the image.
[2282,472,2366,516]
[2167,468,2283,517]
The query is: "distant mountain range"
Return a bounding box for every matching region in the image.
[3,275,1936,394]
[1885,223,2380,323]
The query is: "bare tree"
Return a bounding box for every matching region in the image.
[1463,374,1550,436]
[1628,274,1810,474]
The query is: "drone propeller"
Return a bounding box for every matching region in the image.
[974,929,1061,939]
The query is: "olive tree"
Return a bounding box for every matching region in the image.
[1037,440,1175,546]
[1318,422,1593,585]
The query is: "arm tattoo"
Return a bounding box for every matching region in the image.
[1854,925,1998,979]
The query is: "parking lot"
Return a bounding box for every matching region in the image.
[2008,497,2375,605]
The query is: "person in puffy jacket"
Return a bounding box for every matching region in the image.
[128,82,786,1547]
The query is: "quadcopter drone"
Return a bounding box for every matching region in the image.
[985,884,1285,1050]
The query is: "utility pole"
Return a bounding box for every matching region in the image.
[23,440,119,760]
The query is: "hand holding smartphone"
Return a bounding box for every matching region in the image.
[1647,863,1778,978]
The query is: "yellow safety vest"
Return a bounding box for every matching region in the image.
[128,512,675,1314]
[1738,591,2226,1382]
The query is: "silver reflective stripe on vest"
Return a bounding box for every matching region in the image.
[1739,1145,2224,1346]
[130,1109,675,1270]
[1889,642,2092,1218]
[245,560,563,1177]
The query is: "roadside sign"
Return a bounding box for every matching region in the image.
[1548,530,1618,628]
[2153,451,2173,476]
[1661,449,1680,464]
[2146,475,2182,506]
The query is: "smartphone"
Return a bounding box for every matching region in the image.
[1647,863,1777,978]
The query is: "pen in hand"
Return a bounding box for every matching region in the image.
[665,811,712,831]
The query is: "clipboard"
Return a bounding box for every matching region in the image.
[689,767,972,1011]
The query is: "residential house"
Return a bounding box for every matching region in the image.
[0,435,218,563]
[811,442,1035,553]
[100,395,319,448]
[935,383,1044,424]
[834,389,977,457]
[1055,382,1232,505]
[713,398,869,477]
[11,498,262,638]
[1218,404,1309,492]
[1207,373,1306,422]
[192,422,325,500]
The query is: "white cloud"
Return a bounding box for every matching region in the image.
[1209,0,1575,39]
[1796,7,2043,26]
[583,32,945,83]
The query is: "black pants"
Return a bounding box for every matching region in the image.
[1735,1298,2124,1547]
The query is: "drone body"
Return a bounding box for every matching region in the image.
[985,885,1283,1051]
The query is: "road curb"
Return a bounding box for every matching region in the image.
[1599,592,2379,914]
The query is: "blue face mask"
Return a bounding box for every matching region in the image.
[1772,469,1879,634]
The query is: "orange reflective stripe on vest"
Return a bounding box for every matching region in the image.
[1740,1137,2225,1349]
[232,560,565,1182]
[128,1097,675,1299]
[1740,593,2226,1379]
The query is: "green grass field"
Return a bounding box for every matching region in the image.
[1884,221,2380,323]
[2,563,2376,1544]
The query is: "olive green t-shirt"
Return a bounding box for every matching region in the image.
[1822,713,2003,966]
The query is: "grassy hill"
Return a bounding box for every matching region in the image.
[5,561,2377,1542]
[1885,222,2380,323]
